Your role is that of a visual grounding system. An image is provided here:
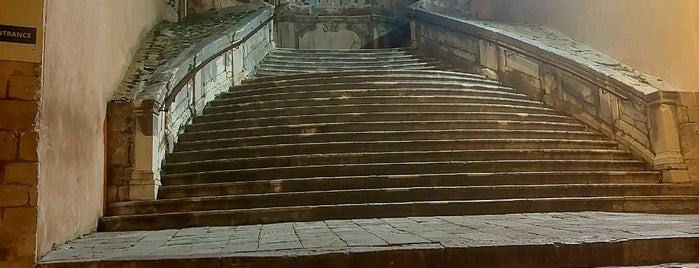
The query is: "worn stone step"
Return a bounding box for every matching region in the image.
[166,148,633,168]
[193,111,577,125]
[255,66,436,76]
[235,75,502,93]
[260,61,436,70]
[268,50,414,59]
[175,130,609,152]
[188,111,584,132]
[162,160,648,184]
[265,53,415,60]
[243,70,489,84]
[198,104,561,122]
[158,171,662,198]
[262,58,423,66]
[204,96,551,115]
[180,120,588,140]
[258,58,439,68]
[108,184,699,216]
[162,159,647,176]
[213,88,529,108]
[98,196,699,231]
[272,48,410,53]
[223,81,513,100]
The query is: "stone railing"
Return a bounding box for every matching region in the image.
[107,6,275,202]
[409,4,698,183]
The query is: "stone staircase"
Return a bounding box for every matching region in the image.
[99,48,699,231]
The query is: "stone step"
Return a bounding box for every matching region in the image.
[272,47,410,53]
[180,120,589,140]
[98,196,699,231]
[213,88,528,108]
[262,53,415,60]
[269,50,411,56]
[243,70,489,84]
[192,111,577,125]
[255,66,436,76]
[203,96,551,114]
[158,171,662,198]
[262,58,423,65]
[197,103,562,121]
[187,110,584,132]
[161,160,648,184]
[108,184,699,216]
[236,74,501,93]
[165,148,633,167]
[259,61,437,70]
[175,131,610,151]
[223,80,513,99]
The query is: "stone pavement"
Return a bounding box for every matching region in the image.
[39,212,699,268]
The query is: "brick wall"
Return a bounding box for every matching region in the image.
[0,60,41,267]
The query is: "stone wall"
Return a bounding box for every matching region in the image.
[0,60,41,268]
[276,15,408,49]
[678,93,699,182]
[273,0,414,49]
[410,6,693,183]
[106,6,275,203]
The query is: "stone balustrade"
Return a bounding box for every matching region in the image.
[409,3,699,183]
[107,5,276,202]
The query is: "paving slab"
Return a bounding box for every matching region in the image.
[39,212,699,268]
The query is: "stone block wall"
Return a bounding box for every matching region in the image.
[273,0,413,49]
[0,60,41,267]
[276,15,409,49]
[678,93,699,181]
[410,6,692,183]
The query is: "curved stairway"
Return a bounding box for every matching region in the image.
[99,48,699,231]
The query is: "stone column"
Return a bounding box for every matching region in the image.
[130,100,162,200]
[648,92,690,183]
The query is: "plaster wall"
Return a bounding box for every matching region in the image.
[471,0,699,92]
[38,0,162,256]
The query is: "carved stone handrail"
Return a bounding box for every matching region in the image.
[409,3,694,183]
[107,5,276,202]
[160,16,274,111]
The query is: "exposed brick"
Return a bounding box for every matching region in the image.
[687,107,699,123]
[679,92,699,107]
[3,208,37,233]
[4,162,38,185]
[0,185,28,207]
[28,186,37,207]
[7,75,40,100]
[0,78,6,99]
[0,131,17,160]
[0,261,35,268]
[18,132,38,161]
[0,61,41,77]
[0,101,38,130]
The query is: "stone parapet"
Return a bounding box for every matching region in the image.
[106,6,276,202]
[409,4,694,183]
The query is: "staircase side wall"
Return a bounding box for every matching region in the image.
[410,7,694,183]
[106,7,276,203]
